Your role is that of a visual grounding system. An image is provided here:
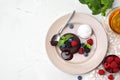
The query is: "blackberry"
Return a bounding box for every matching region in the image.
[84,47,91,53]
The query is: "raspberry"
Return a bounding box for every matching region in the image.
[108,74,114,80]
[87,38,93,45]
[113,68,119,73]
[104,63,110,69]
[106,56,114,63]
[71,40,78,47]
[114,57,120,64]
[98,69,105,75]
[110,61,118,68]
[78,48,84,54]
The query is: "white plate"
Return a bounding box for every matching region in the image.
[46,12,108,74]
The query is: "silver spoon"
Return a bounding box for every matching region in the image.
[50,10,75,46]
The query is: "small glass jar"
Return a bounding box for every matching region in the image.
[106,7,120,34]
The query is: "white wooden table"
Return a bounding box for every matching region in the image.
[0,0,120,80]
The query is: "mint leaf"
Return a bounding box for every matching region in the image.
[57,34,73,47]
[57,40,65,47]
[65,34,73,40]
[61,35,66,40]
[79,0,114,16]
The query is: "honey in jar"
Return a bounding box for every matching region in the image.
[109,8,120,34]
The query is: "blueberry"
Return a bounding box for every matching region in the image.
[68,39,72,42]
[78,76,82,80]
[84,52,89,57]
[69,24,74,29]
[62,44,66,48]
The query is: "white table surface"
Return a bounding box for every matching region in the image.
[0,0,120,80]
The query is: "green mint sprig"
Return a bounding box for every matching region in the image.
[57,34,73,47]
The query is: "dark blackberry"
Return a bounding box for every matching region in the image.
[84,47,91,53]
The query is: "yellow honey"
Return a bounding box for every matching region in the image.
[109,8,120,34]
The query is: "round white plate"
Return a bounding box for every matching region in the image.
[46,12,108,74]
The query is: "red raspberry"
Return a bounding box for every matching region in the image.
[78,48,84,54]
[98,69,105,75]
[114,57,120,64]
[71,40,78,47]
[110,61,118,68]
[108,74,114,80]
[106,57,114,63]
[113,68,119,73]
[87,38,93,45]
[104,63,110,69]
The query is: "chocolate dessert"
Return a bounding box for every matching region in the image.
[59,33,81,54]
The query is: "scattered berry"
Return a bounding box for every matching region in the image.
[78,48,84,54]
[69,24,74,29]
[87,38,93,45]
[78,76,82,80]
[68,38,72,42]
[71,40,78,47]
[84,52,89,57]
[108,74,114,80]
[98,69,105,75]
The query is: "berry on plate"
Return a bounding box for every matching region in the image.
[84,52,89,57]
[78,48,84,54]
[84,47,91,53]
[87,38,93,45]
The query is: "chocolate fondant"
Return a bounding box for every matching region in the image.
[60,33,81,54]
